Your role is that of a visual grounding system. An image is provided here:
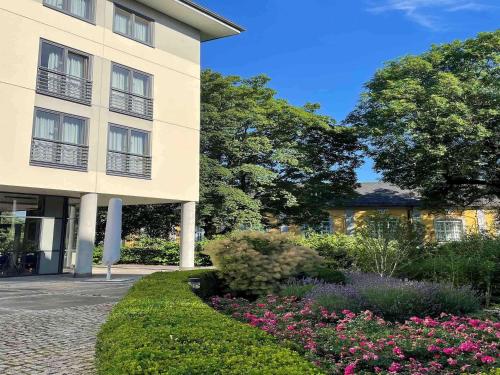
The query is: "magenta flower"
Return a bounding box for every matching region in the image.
[344,363,356,375]
[481,356,495,364]
[388,362,402,373]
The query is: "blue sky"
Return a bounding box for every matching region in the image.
[197,0,499,182]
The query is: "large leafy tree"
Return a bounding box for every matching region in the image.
[97,70,360,241]
[200,70,360,236]
[348,31,500,206]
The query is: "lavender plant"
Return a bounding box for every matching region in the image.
[305,272,480,321]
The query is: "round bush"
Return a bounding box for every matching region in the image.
[204,231,323,296]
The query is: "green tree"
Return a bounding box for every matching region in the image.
[348,31,500,206]
[200,70,361,236]
[96,204,179,243]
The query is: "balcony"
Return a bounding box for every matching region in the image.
[36,67,92,105]
[30,138,89,171]
[106,151,152,179]
[110,89,154,120]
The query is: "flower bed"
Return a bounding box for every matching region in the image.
[95,271,321,375]
[212,295,499,374]
[299,272,480,321]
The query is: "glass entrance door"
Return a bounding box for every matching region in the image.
[0,193,68,277]
[0,194,42,276]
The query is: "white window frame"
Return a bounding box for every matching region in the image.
[434,219,464,242]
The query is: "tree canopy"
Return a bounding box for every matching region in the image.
[348,31,500,206]
[200,70,361,236]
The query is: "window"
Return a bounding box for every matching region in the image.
[367,218,400,239]
[113,5,153,46]
[434,219,464,242]
[43,0,95,23]
[37,40,92,105]
[31,108,88,171]
[107,125,151,178]
[110,63,153,119]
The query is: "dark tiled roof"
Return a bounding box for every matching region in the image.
[333,182,421,208]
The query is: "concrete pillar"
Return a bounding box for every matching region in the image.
[74,193,98,277]
[180,201,196,269]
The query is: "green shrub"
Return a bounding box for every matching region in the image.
[95,271,322,375]
[399,235,500,305]
[313,294,360,313]
[280,284,315,298]
[92,237,212,267]
[315,268,345,284]
[297,233,357,269]
[204,231,323,296]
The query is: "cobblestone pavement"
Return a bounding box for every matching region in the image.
[0,269,152,375]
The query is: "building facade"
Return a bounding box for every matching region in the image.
[327,183,499,242]
[0,0,242,277]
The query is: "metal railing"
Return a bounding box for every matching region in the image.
[110,88,154,120]
[30,138,89,171]
[106,150,152,179]
[36,67,92,105]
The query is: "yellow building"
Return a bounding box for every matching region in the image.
[326,182,499,242]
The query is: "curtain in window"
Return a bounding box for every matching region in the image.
[114,9,130,35]
[66,53,85,99]
[132,73,148,115]
[129,131,147,174]
[69,0,90,19]
[41,43,63,94]
[45,0,64,10]
[134,17,149,43]
[35,111,58,140]
[130,131,146,155]
[111,66,129,110]
[108,127,128,152]
[33,111,59,163]
[108,127,128,172]
[60,117,84,165]
[62,117,84,144]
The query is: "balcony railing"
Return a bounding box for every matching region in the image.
[36,67,92,105]
[106,151,152,179]
[30,138,89,171]
[110,88,154,120]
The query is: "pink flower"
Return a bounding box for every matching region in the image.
[447,358,457,366]
[442,347,455,356]
[410,317,423,324]
[282,312,294,320]
[388,362,402,373]
[393,346,404,357]
[460,365,471,372]
[458,341,479,353]
[427,345,440,353]
[480,356,495,364]
[257,303,266,308]
[286,325,295,331]
[348,347,357,354]
[344,363,356,375]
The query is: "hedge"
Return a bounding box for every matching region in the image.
[93,240,212,267]
[95,271,323,375]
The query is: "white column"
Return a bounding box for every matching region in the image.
[65,205,77,268]
[180,201,196,269]
[74,193,98,277]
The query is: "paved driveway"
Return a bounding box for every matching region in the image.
[0,265,177,375]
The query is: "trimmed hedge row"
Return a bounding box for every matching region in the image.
[95,271,322,375]
[93,242,212,267]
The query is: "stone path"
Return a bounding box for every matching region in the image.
[0,266,176,375]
